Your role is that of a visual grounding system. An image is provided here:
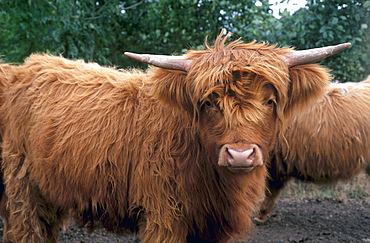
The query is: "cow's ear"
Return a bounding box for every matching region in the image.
[285,64,331,118]
[150,69,194,114]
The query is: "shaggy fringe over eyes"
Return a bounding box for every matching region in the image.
[177,33,292,135]
[151,31,295,118]
[185,32,290,106]
[149,32,330,139]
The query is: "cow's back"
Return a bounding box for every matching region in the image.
[1,54,198,235]
[279,81,370,182]
[1,55,148,215]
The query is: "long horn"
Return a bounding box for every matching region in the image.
[124,52,192,71]
[283,43,351,67]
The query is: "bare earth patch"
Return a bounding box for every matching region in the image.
[248,197,370,243]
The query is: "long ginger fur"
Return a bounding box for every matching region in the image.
[0,33,329,242]
[256,75,370,222]
[279,75,370,181]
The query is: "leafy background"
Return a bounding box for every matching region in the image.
[0,0,369,81]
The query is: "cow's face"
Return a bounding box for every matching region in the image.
[149,52,330,174]
[197,71,279,173]
[131,34,343,173]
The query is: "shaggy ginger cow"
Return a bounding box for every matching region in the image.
[255,75,370,222]
[0,33,349,242]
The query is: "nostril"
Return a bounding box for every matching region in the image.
[225,147,234,164]
[247,150,256,162]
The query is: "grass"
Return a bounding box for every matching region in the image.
[281,172,370,199]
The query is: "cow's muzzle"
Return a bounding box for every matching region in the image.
[218,143,263,173]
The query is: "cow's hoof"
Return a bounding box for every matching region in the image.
[253,215,268,222]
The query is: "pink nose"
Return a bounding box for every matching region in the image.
[218,143,263,171]
[225,147,255,167]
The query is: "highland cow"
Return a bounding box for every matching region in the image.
[255,75,370,222]
[0,32,349,242]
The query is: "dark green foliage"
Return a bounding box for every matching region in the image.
[266,0,369,82]
[0,0,368,81]
[0,0,124,66]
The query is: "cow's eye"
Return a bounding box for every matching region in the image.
[265,98,276,107]
[201,99,216,110]
[204,100,213,107]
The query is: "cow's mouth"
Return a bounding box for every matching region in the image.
[225,165,257,173]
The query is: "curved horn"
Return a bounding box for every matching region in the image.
[124,52,192,71]
[283,43,351,67]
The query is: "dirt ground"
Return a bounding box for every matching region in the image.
[0,196,368,242]
[249,197,370,243]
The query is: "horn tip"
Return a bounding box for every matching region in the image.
[124,52,145,63]
[124,52,135,58]
[337,43,351,48]
[336,42,351,52]
[344,43,351,48]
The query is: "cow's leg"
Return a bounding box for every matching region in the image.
[4,175,63,242]
[2,148,64,243]
[254,156,291,222]
[139,213,188,243]
[0,191,11,243]
[254,176,290,222]
[0,173,12,243]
